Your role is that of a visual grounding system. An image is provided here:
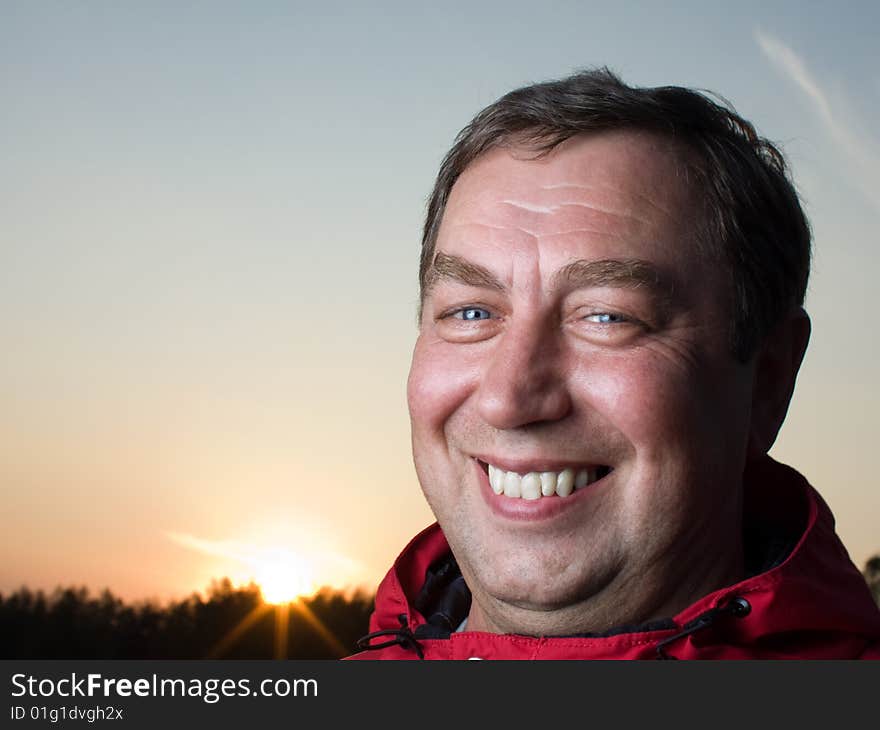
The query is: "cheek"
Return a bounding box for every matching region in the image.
[407,337,479,434]
[571,351,720,455]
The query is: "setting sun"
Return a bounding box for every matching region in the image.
[255,553,316,605]
[165,530,361,605]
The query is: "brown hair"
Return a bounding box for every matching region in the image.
[419,68,811,361]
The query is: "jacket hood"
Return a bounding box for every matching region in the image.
[351,457,880,659]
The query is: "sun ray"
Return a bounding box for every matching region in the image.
[290,599,350,657]
[204,602,271,659]
[273,603,290,659]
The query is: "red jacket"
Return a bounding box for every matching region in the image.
[348,457,880,659]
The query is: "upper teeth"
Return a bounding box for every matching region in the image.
[487,464,602,500]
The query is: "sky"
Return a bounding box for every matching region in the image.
[1,1,878,603]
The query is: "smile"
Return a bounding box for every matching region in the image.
[480,460,613,499]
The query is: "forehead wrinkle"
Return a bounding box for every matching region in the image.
[447,221,542,239]
[447,219,630,243]
[500,198,656,229]
[537,228,631,241]
[538,183,675,219]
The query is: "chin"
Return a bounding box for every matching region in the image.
[462,549,614,614]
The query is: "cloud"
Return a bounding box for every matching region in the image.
[166,531,363,585]
[755,28,880,211]
[755,30,835,128]
[166,532,249,562]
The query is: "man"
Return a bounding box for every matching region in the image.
[350,69,880,659]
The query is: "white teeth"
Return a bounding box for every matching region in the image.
[556,468,574,497]
[540,472,557,497]
[488,464,503,494]
[521,473,542,500]
[486,463,608,499]
[502,471,522,498]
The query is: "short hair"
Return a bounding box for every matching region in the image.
[419,68,811,361]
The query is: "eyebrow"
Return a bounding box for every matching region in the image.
[424,252,506,293]
[424,252,674,302]
[552,258,673,300]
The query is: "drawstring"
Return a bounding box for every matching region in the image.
[356,598,751,660]
[655,597,751,659]
[356,614,425,659]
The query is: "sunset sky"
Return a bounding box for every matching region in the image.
[2,1,878,604]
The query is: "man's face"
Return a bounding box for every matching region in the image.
[407,131,757,634]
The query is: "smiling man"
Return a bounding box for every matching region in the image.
[350,69,880,659]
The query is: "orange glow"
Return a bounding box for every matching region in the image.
[255,554,315,605]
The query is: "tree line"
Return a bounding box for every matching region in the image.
[0,579,373,659]
[3,557,879,659]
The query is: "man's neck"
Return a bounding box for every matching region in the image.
[464,546,745,637]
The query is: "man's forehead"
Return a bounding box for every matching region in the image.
[444,131,690,223]
[427,130,719,301]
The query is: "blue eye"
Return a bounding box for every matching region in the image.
[585,312,627,324]
[455,307,492,321]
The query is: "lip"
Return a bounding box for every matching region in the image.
[473,453,608,474]
[473,458,608,522]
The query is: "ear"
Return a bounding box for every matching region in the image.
[747,307,811,458]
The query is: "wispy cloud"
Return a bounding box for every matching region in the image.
[755,28,880,211]
[755,30,835,130]
[167,532,251,563]
[166,531,363,590]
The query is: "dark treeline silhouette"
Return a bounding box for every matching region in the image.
[4,557,878,659]
[0,580,374,659]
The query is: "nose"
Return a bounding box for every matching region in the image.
[475,316,572,430]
